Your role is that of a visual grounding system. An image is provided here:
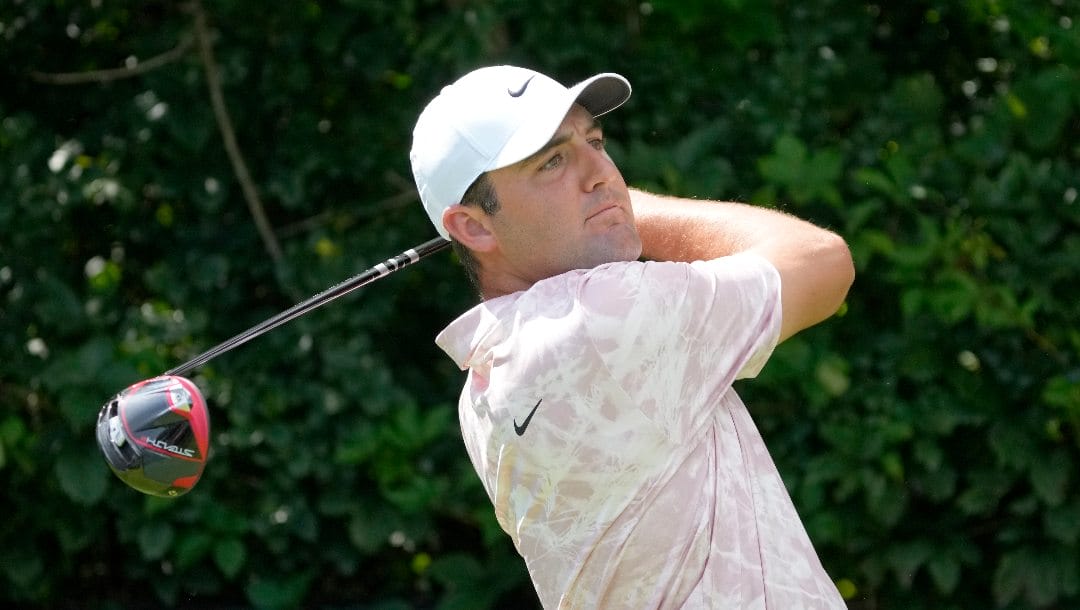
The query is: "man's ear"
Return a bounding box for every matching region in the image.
[443,204,497,253]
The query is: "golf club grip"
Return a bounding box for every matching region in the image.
[165,237,451,376]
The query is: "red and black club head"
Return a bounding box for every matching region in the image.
[95,375,211,497]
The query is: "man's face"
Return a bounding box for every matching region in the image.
[485,104,642,286]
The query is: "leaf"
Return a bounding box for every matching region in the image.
[214,538,246,579]
[957,469,1013,516]
[202,502,252,536]
[758,134,807,185]
[58,386,104,432]
[888,73,945,125]
[1044,497,1080,544]
[993,550,1027,607]
[31,273,85,335]
[137,521,175,561]
[0,546,44,590]
[428,553,504,610]
[885,540,933,587]
[1012,66,1075,149]
[888,216,941,268]
[428,552,484,586]
[1029,448,1072,507]
[804,149,844,204]
[988,421,1036,470]
[1043,374,1080,416]
[721,2,782,49]
[993,545,1075,607]
[757,133,843,206]
[347,511,390,554]
[246,571,314,610]
[854,167,898,199]
[54,445,108,506]
[815,355,851,397]
[926,270,979,325]
[174,532,213,570]
[928,553,960,594]
[868,483,908,528]
[843,199,885,234]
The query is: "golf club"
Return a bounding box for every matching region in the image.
[96,236,450,497]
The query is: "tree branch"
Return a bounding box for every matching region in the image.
[277,181,419,239]
[186,0,284,262]
[30,37,194,85]
[31,2,284,265]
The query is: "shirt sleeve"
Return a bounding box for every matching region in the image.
[577,252,782,441]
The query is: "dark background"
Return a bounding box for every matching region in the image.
[2,1,1078,608]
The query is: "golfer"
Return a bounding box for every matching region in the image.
[410,65,854,609]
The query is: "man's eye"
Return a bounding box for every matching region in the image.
[589,137,605,150]
[540,154,563,171]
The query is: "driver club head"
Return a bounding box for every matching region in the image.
[95,375,211,497]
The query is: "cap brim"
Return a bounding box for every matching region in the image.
[571,73,632,118]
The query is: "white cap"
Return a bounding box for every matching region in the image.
[410,65,632,240]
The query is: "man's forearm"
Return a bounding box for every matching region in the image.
[630,188,855,341]
[631,188,820,261]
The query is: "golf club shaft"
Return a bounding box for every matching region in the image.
[165,237,451,376]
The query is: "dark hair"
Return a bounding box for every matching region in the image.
[452,173,500,296]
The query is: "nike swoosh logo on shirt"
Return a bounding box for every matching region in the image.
[513,399,543,436]
[507,76,535,98]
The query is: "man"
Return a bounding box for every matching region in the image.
[410,65,854,609]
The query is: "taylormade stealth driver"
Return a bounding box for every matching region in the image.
[96,237,450,497]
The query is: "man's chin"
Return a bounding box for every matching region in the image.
[590,229,643,266]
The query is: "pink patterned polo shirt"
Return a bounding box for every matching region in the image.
[437,252,845,609]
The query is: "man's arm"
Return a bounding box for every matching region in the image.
[630,188,854,343]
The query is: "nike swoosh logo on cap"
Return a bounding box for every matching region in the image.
[507,75,535,98]
[513,399,543,436]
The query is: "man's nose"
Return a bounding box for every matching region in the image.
[581,144,619,192]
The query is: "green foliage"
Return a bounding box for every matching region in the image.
[2,0,1079,608]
